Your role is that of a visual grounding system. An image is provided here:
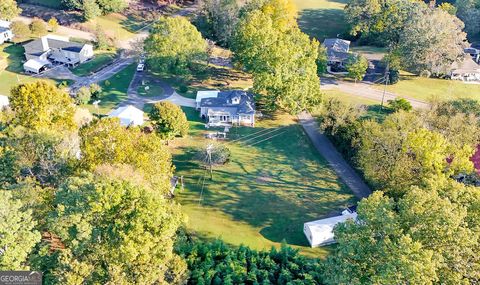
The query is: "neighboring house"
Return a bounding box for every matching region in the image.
[465,47,480,63]
[0,20,13,44]
[450,56,480,82]
[22,35,93,73]
[323,38,351,67]
[108,105,145,127]
[197,90,256,127]
[303,210,357,247]
[0,95,9,109]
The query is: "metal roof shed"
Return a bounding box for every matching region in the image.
[108,105,145,127]
[304,213,357,247]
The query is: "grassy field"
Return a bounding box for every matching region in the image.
[374,75,480,102]
[71,52,117,77]
[83,13,151,41]
[84,63,136,115]
[0,43,58,96]
[294,0,348,41]
[172,107,357,258]
[137,84,164,97]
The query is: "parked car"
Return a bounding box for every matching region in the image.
[136,63,145,72]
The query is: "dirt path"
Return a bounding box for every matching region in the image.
[14,16,94,41]
[297,111,372,199]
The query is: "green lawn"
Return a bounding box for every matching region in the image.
[294,0,348,41]
[0,43,58,96]
[172,108,357,258]
[374,76,480,102]
[137,84,164,97]
[84,63,136,115]
[82,13,151,41]
[71,52,116,77]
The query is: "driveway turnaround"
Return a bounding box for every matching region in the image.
[298,111,372,199]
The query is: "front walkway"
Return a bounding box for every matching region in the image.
[297,111,372,199]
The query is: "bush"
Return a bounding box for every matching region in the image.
[419,70,431,78]
[388,69,400,85]
[10,21,30,39]
[75,86,92,105]
[178,85,188,93]
[30,18,47,37]
[89,83,102,98]
[47,17,59,32]
[103,80,110,87]
[387,98,412,112]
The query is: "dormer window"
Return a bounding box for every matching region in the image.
[231,97,240,104]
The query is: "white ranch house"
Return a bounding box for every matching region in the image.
[0,20,13,44]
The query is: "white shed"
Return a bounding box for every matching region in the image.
[196,90,219,109]
[108,105,144,127]
[0,95,9,109]
[23,59,52,74]
[304,212,357,247]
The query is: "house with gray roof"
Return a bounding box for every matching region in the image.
[197,90,256,127]
[22,35,93,73]
[323,38,351,67]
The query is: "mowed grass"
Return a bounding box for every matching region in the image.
[172,107,357,258]
[294,0,348,41]
[0,43,58,96]
[84,63,136,115]
[71,52,117,77]
[83,14,136,41]
[374,75,480,102]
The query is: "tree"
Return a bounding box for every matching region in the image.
[233,10,322,113]
[43,172,185,284]
[345,54,368,83]
[179,240,323,284]
[145,16,208,75]
[83,0,101,21]
[149,102,189,141]
[0,0,21,21]
[30,18,48,37]
[10,21,30,39]
[79,118,174,195]
[200,0,240,47]
[344,0,417,46]
[0,190,41,270]
[439,2,457,15]
[96,0,127,13]
[456,0,480,40]
[47,17,59,32]
[93,24,110,49]
[75,86,91,105]
[387,98,412,112]
[89,83,102,98]
[398,7,467,75]
[317,45,328,74]
[9,81,76,132]
[323,192,437,284]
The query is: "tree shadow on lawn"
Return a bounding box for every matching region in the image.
[3,44,27,74]
[174,123,357,247]
[298,9,349,41]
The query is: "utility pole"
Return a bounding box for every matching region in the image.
[206,143,213,180]
[380,64,390,112]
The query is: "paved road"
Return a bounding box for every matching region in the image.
[321,77,430,109]
[298,111,372,199]
[69,57,135,92]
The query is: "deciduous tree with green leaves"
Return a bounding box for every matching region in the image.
[0,190,40,270]
[345,54,368,83]
[42,172,186,284]
[145,16,208,75]
[149,102,189,141]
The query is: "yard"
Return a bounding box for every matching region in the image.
[294,0,348,42]
[374,75,480,102]
[0,43,58,96]
[172,107,357,258]
[71,51,117,77]
[83,63,136,115]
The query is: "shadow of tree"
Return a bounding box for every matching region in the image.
[298,8,349,41]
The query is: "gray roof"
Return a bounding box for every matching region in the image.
[326,50,350,63]
[200,90,255,115]
[323,38,350,53]
[0,27,10,33]
[23,37,84,56]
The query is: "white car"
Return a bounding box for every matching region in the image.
[136,63,145,72]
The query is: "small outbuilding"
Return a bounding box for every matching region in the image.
[0,95,9,109]
[108,105,145,127]
[23,58,52,74]
[303,212,357,247]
